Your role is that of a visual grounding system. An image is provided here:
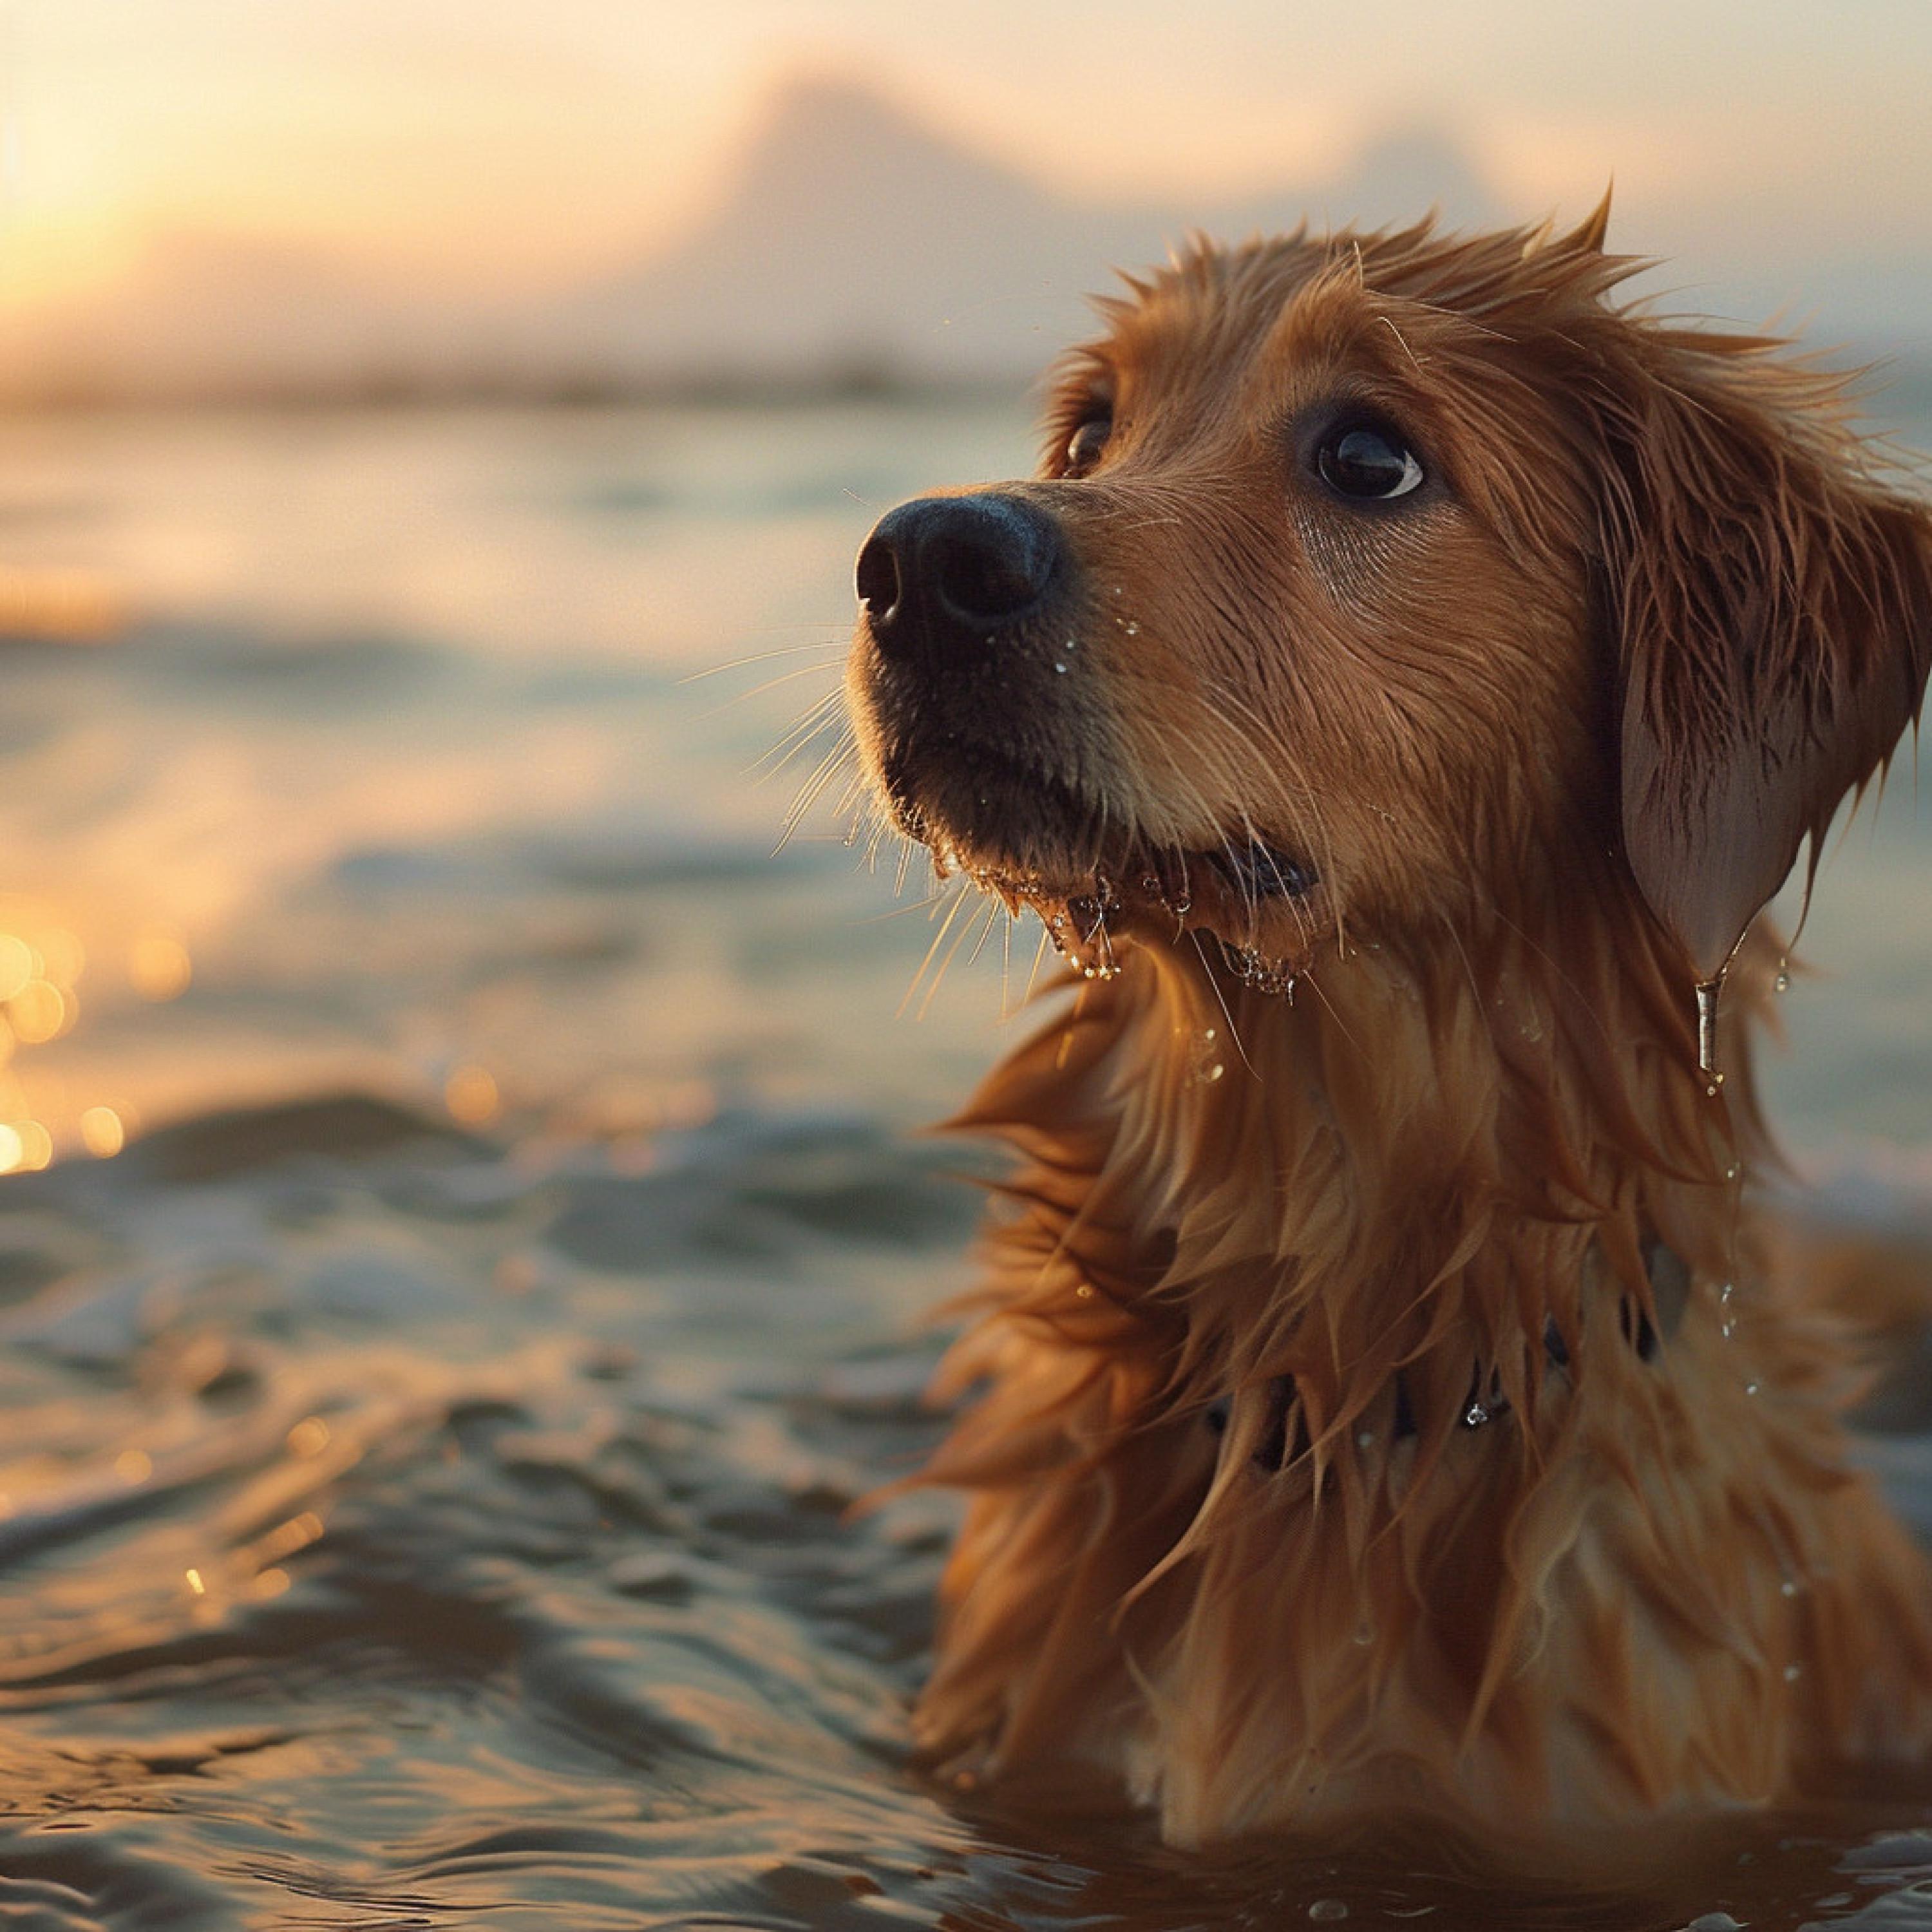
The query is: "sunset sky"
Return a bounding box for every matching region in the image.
[3,0,1930,311]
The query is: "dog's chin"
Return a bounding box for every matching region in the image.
[878,741,1324,989]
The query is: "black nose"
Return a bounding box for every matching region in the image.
[855,494,1064,663]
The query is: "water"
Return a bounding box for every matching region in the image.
[0,395,1926,1927]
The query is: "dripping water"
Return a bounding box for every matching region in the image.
[1696,975,1723,1080]
[1220,940,1300,1000]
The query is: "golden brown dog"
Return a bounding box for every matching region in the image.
[840,203,1932,1845]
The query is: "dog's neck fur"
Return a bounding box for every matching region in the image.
[918,887,1932,1839]
[956,883,1759,1448]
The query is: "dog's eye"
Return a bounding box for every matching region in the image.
[1315,421,1424,501]
[1063,416,1113,478]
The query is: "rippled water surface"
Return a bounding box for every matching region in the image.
[0,397,1928,1929]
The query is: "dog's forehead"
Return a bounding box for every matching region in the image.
[1081,240,1504,415]
[1081,236,1333,388]
[1080,223,1620,405]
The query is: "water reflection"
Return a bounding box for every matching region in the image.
[0,399,1920,1927]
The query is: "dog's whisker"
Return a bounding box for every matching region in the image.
[898,881,975,1019]
[1021,920,1054,1010]
[918,891,993,1020]
[964,893,1003,971]
[777,736,858,849]
[705,660,846,714]
[684,639,846,683]
[776,732,848,814]
[1291,947,1369,1057]
[1188,930,1257,1078]
[755,687,843,761]
[760,710,847,792]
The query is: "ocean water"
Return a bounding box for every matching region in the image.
[0,395,1926,1929]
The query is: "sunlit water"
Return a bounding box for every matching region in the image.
[0,397,1926,1929]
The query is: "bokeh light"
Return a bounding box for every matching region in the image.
[444,1064,500,1126]
[128,934,192,1003]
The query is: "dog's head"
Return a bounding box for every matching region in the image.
[846,210,1932,985]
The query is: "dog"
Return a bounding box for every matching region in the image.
[840,201,1932,1847]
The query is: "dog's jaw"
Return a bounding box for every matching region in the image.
[936,836,1326,987]
[863,706,1328,983]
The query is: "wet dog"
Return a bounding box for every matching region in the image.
[842,204,1932,1844]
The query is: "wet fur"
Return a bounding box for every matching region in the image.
[844,207,1932,1844]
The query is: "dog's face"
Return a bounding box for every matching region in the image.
[847,218,1932,983]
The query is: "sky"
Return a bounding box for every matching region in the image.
[2,0,1931,312]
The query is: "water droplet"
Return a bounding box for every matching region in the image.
[1356,1430,1375,1450]
[1202,1063,1224,1083]
[1220,942,1300,998]
[1124,620,1141,636]
[1463,1401,1491,1428]
[1725,1164,1739,1181]
[1171,895,1191,914]
[1783,1663,1801,1682]
[1203,1027,1217,1042]
[1774,967,1791,993]
[1063,636,1079,652]
[1695,976,1723,1078]
[1745,1381,1760,1397]
[1781,1578,1799,1598]
[1054,661,1068,674]
[1309,1900,1349,1922]
[1351,1622,1373,1645]
[1074,1282,1095,1300]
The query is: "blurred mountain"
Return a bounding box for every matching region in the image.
[1,73,1925,405]
[0,76,1509,404]
[549,77,1501,386]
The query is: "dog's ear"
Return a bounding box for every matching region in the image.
[1591,337,1932,979]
